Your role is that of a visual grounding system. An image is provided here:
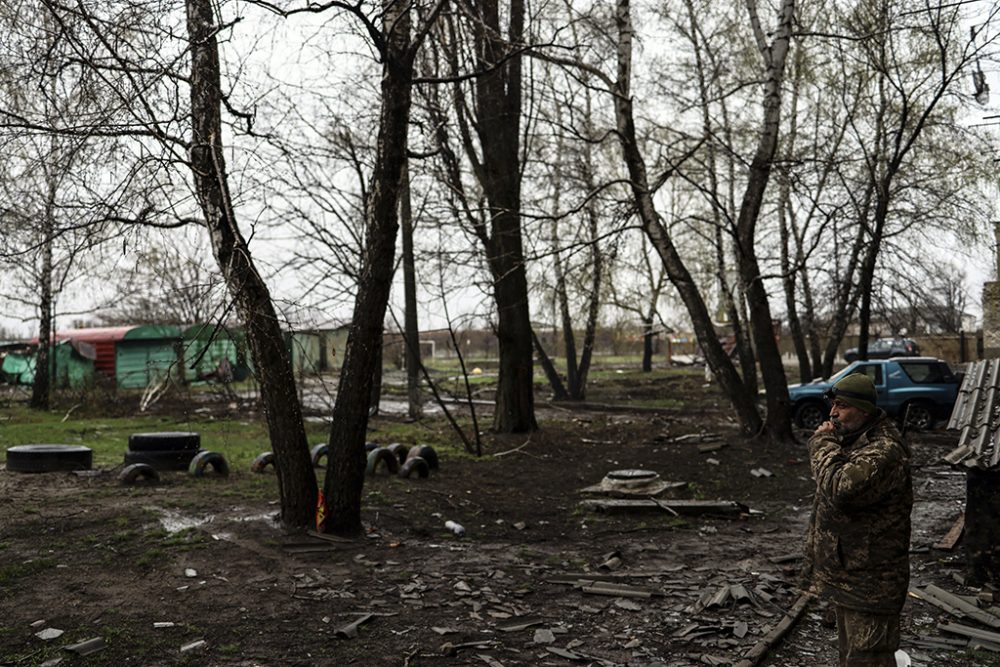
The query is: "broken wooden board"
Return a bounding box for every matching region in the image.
[732,593,813,667]
[578,480,688,499]
[939,621,1000,645]
[934,514,965,550]
[579,498,748,517]
[912,585,1000,630]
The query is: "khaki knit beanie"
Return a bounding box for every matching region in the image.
[828,372,877,414]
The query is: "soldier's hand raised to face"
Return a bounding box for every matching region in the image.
[815,420,835,435]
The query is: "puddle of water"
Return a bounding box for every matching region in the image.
[147,506,215,534]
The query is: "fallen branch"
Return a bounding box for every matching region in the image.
[493,437,533,458]
[732,592,813,667]
[61,403,82,422]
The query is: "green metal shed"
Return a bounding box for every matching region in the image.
[1,341,95,388]
[182,324,251,383]
[286,331,323,377]
[114,325,183,389]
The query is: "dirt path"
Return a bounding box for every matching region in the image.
[0,391,988,666]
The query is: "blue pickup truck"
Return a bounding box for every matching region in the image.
[788,357,960,430]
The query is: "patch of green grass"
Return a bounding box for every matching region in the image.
[0,558,57,588]
[135,548,167,568]
[0,405,279,469]
[218,643,240,654]
[366,490,389,505]
[159,528,206,548]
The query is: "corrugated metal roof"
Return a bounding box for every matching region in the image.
[946,359,1000,469]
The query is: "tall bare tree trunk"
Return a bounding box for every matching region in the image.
[474,0,537,432]
[614,0,763,435]
[323,0,417,535]
[186,0,316,528]
[30,199,53,410]
[400,160,422,419]
[734,0,796,442]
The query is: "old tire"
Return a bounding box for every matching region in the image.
[128,432,201,452]
[399,456,430,479]
[366,448,400,476]
[6,444,93,473]
[118,463,160,484]
[365,442,380,453]
[311,443,329,468]
[386,443,409,466]
[189,451,229,477]
[406,445,439,471]
[904,401,934,431]
[251,452,275,474]
[794,401,827,430]
[123,449,200,472]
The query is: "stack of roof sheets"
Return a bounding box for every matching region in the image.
[946,359,1000,469]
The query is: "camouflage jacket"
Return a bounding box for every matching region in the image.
[804,410,912,613]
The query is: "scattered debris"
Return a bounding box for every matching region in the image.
[910,584,1000,629]
[35,628,64,641]
[334,613,374,639]
[445,520,466,537]
[598,551,622,571]
[432,626,458,636]
[153,622,176,628]
[533,628,556,644]
[698,442,728,453]
[580,469,687,499]
[497,618,545,633]
[184,568,197,578]
[179,639,207,653]
[671,433,721,444]
[63,637,106,656]
[732,592,813,667]
[934,514,965,550]
[579,498,748,517]
[750,468,773,478]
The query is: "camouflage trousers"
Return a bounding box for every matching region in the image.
[835,606,900,667]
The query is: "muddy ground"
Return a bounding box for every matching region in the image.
[0,369,994,666]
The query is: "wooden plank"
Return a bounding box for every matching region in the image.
[934,514,966,551]
[732,593,813,667]
[926,584,1000,629]
[939,622,1000,644]
[579,498,748,517]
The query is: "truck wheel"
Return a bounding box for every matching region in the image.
[128,432,201,452]
[794,401,827,430]
[904,401,934,431]
[189,451,229,477]
[5,444,93,473]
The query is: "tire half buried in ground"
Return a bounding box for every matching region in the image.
[6,445,93,473]
[124,449,201,471]
[189,451,229,477]
[128,432,201,452]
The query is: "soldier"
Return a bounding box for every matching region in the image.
[803,372,912,666]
